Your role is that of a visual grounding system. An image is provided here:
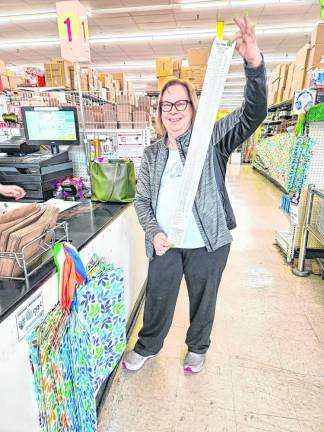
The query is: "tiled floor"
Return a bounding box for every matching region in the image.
[98,165,324,432]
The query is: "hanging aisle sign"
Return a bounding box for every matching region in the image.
[56,0,91,62]
[168,39,235,247]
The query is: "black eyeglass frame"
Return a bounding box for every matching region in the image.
[159,99,192,112]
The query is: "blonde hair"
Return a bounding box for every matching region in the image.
[155,79,198,136]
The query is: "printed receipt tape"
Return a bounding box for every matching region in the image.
[168,39,235,247]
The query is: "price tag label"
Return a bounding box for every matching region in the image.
[290,203,299,225]
[56,1,91,63]
[15,292,44,341]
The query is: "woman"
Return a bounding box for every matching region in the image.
[0,184,25,200]
[123,16,267,373]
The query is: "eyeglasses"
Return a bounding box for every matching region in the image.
[160,100,191,112]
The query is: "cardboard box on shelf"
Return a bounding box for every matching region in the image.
[0,75,10,91]
[138,96,151,112]
[310,23,324,47]
[290,68,307,94]
[45,62,71,87]
[285,63,295,98]
[113,79,120,93]
[0,60,6,75]
[307,44,324,71]
[98,73,113,88]
[188,48,208,66]
[8,75,17,90]
[133,121,150,129]
[271,64,282,83]
[116,94,136,105]
[158,75,176,91]
[173,59,181,77]
[133,110,149,122]
[295,44,310,73]
[113,72,127,90]
[156,57,173,77]
[279,64,290,89]
[119,122,133,129]
[116,104,133,116]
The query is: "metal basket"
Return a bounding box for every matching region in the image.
[0,221,68,289]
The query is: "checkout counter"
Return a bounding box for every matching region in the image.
[0,107,149,432]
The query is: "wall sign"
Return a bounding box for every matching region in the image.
[56,1,91,63]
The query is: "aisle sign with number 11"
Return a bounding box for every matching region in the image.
[56,0,91,62]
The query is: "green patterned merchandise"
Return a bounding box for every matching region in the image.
[28,254,127,431]
[254,132,317,195]
[306,103,324,123]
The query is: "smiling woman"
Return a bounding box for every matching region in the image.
[123,16,268,374]
[155,79,198,139]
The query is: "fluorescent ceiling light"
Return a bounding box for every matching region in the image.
[0,10,56,23]
[0,23,315,49]
[126,76,157,81]
[95,63,155,70]
[1,39,59,48]
[181,0,306,9]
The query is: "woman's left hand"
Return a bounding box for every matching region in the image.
[232,16,262,68]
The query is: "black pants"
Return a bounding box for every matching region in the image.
[134,244,231,356]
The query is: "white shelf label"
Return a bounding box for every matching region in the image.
[15,292,44,341]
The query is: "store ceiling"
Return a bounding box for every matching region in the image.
[0,0,321,97]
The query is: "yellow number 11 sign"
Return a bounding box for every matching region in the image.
[56,0,91,63]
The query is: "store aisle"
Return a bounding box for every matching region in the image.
[98,165,324,432]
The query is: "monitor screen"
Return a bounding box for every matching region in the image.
[21,106,80,146]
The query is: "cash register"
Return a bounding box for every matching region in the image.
[0,106,80,202]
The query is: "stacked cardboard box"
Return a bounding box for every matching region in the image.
[268,63,297,105]
[116,97,133,128]
[113,72,127,91]
[304,24,324,88]
[156,57,176,90]
[102,104,117,129]
[45,59,73,88]
[290,44,310,96]
[0,61,19,91]
[133,110,150,129]
[180,47,208,89]
[282,63,295,101]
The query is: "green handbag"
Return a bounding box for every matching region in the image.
[90,159,136,203]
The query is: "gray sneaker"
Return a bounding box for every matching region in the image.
[183,351,205,374]
[122,350,157,371]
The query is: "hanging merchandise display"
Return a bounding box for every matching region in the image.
[287,135,316,194]
[28,246,126,432]
[253,132,317,195]
[306,103,324,123]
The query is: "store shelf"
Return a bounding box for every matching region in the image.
[252,162,288,194]
[268,98,293,111]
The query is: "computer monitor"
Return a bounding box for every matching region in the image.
[21,106,80,153]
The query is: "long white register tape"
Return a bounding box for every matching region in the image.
[167,39,235,247]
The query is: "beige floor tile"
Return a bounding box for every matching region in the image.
[235,411,301,432]
[97,166,324,432]
[231,366,296,418]
[285,372,324,423]
[174,400,236,432]
[176,360,235,411]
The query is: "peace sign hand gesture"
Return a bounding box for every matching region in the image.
[232,16,262,68]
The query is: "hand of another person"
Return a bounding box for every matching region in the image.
[232,16,262,68]
[0,184,26,200]
[153,232,171,256]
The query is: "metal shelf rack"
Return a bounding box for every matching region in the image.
[292,184,324,278]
